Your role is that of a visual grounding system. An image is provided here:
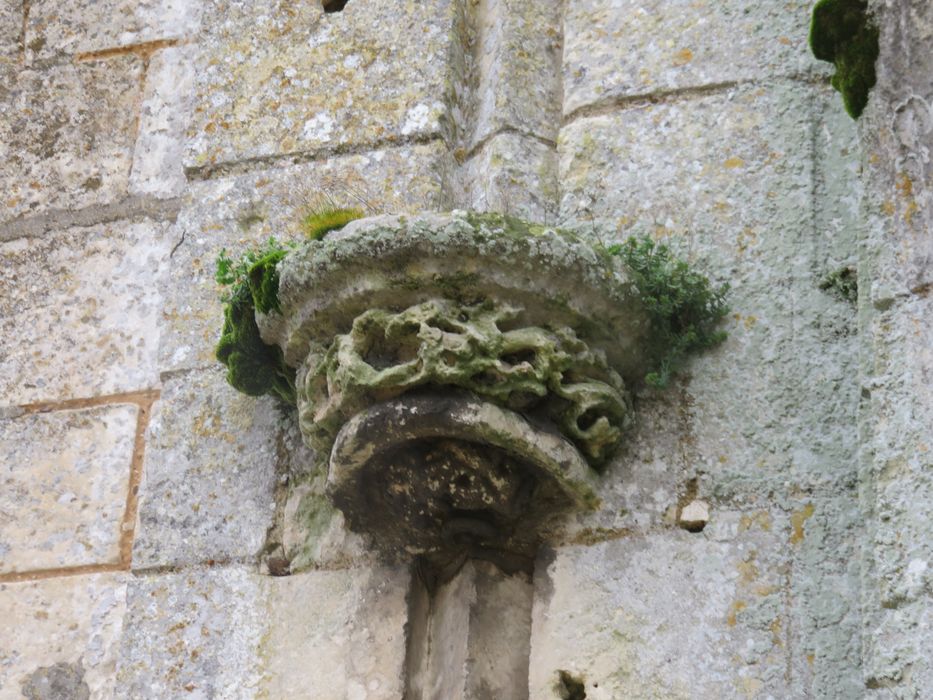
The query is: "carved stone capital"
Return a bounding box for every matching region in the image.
[258,212,650,569]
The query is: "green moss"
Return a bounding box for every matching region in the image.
[301,207,365,241]
[809,0,879,118]
[819,265,858,303]
[215,238,296,404]
[215,285,296,404]
[607,237,729,388]
[214,204,365,403]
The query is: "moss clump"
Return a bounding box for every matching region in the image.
[215,238,296,403]
[216,284,297,404]
[301,207,365,241]
[819,265,858,303]
[607,237,729,388]
[809,0,879,118]
[215,205,366,403]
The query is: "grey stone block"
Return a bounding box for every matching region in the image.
[0,220,172,405]
[131,368,279,569]
[0,405,137,573]
[0,573,129,698]
[0,57,143,225]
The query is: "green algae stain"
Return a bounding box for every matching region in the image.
[810,0,879,119]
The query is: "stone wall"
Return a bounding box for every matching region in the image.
[0,0,929,698]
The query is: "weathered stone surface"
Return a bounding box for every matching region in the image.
[457,0,561,147]
[115,567,267,697]
[0,405,136,574]
[562,0,823,115]
[0,573,128,698]
[278,416,370,572]
[407,560,533,700]
[115,564,410,698]
[302,299,630,464]
[25,0,201,60]
[130,44,196,198]
[132,368,279,568]
[529,523,790,698]
[159,142,450,374]
[787,493,863,699]
[185,0,456,168]
[273,211,648,379]
[0,56,143,225]
[861,292,933,693]
[0,220,171,405]
[559,83,859,495]
[0,1,20,59]
[456,132,559,223]
[259,564,410,698]
[856,3,933,694]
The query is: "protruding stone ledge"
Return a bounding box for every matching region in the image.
[253,211,651,573]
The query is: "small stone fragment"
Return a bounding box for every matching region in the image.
[678,500,710,532]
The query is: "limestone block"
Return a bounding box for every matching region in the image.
[562,0,822,115]
[529,524,789,698]
[130,44,197,199]
[131,368,279,568]
[0,220,171,406]
[259,564,410,698]
[114,567,267,698]
[461,0,561,146]
[0,405,137,574]
[814,87,863,269]
[786,493,863,698]
[24,0,202,60]
[114,564,410,698]
[407,560,533,700]
[0,573,128,699]
[559,83,859,494]
[185,0,456,168]
[861,293,933,689]
[0,56,143,225]
[456,132,559,223]
[159,142,450,374]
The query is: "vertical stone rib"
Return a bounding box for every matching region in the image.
[446,0,563,221]
[404,560,534,700]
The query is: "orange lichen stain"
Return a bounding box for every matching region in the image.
[806,653,815,666]
[882,200,896,216]
[738,559,759,584]
[895,172,913,197]
[770,618,783,646]
[727,600,747,627]
[778,36,792,45]
[755,584,779,596]
[904,200,918,224]
[790,503,815,544]
[7,197,21,208]
[672,48,694,66]
[739,510,773,532]
[718,455,728,464]
[724,156,745,169]
[743,315,758,330]
[192,411,222,439]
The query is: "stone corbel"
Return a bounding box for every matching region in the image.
[253,211,652,575]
